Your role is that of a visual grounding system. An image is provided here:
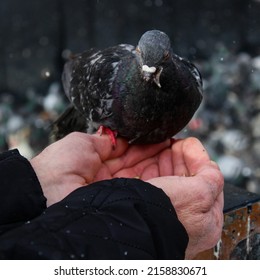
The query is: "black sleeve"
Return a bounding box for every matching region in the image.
[0,178,188,260]
[0,149,47,227]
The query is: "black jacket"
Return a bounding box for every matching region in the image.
[0,149,188,259]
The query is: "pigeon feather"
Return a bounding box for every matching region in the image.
[52,30,203,144]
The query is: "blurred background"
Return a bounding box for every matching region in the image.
[0,0,260,193]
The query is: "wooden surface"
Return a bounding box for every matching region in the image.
[194,184,260,260]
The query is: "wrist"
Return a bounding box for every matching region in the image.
[30,157,50,203]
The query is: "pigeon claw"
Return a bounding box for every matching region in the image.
[97,126,118,148]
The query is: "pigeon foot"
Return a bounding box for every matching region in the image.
[97,126,118,148]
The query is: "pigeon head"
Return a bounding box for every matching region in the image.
[137,30,171,87]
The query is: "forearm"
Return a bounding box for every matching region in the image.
[0,178,188,260]
[0,149,46,227]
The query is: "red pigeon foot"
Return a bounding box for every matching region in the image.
[97,126,118,148]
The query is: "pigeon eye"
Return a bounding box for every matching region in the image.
[136,46,141,53]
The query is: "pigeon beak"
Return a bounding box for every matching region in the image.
[153,67,163,88]
[142,65,163,88]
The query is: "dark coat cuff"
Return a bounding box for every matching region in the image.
[0,149,46,226]
[0,178,188,259]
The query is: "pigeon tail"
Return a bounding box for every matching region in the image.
[50,105,87,141]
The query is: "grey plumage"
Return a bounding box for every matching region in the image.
[52,30,203,144]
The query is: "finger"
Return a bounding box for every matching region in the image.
[112,157,158,178]
[171,139,189,176]
[141,163,160,180]
[105,140,171,174]
[123,140,171,167]
[171,137,211,176]
[182,137,211,175]
[90,134,129,161]
[158,148,174,176]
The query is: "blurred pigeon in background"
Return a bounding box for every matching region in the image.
[52,30,203,144]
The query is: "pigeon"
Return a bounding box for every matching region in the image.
[52,30,203,145]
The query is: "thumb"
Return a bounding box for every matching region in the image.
[90,134,129,161]
[180,137,211,175]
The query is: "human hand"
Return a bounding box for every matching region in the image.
[30,132,170,206]
[31,132,223,259]
[101,137,224,259]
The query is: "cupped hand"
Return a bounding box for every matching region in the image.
[98,137,224,259]
[30,132,170,206]
[31,132,224,259]
[146,138,224,259]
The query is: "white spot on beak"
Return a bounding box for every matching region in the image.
[142,65,156,73]
[141,65,163,88]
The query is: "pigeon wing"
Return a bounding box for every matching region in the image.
[62,44,135,128]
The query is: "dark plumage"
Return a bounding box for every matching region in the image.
[52,30,203,144]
